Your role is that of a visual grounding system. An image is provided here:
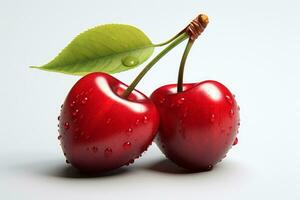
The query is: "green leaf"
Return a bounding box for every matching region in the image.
[31,24,154,75]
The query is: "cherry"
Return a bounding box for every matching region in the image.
[151,80,240,171]
[58,72,159,173]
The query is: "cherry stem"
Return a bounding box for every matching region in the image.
[153,31,184,47]
[177,39,194,93]
[122,33,188,98]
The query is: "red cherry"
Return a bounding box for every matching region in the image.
[151,80,240,171]
[58,72,159,173]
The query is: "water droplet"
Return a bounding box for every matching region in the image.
[106,118,112,124]
[225,95,233,104]
[72,109,79,116]
[104,147,113,157]
[207,165,213,170]
[123,141,131,149]
[143,116,148,123]
[92,146,98,153]
[73,118,79,123]
[81,97,88,104]
[142,144,149,151]
[85,134,90,139]
[66,160,70,164]
[126,159,135,166]
[57,116,60,121]
[229,109,234,117]
[127,128,133,133]
[122,56,139,67]
[159,98,166,104]
[210,114,215,123]
[183,111,188,118]
[57,135,62,140]
[64,122,70,130]
[177,97,185,105]
[135,119,140,125]
[233,137,238,145]
[70,101,76,107]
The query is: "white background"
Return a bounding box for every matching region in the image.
[1,0,300,199]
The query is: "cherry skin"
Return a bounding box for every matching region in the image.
[58,72,159,173]
[151,80,240,171]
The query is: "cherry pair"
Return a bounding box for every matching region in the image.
[31,13,240,173]
[58,72,240,173]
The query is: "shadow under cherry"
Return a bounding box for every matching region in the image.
[144,158,213,174]
[11,159,130,179]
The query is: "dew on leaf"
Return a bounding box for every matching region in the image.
[122,56,139,67]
